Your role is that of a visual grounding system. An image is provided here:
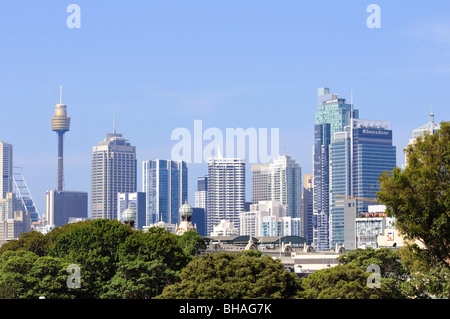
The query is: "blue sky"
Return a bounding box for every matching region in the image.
[1,1,449,216]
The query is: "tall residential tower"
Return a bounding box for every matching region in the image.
[206,157,245,235]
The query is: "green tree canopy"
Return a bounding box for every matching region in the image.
[378,121,450,269]
[157,252,301,299]
[298,264,394,299]
[337,247,426,298]
[0,250,76,299]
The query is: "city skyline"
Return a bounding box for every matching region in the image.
[1,1,450,215]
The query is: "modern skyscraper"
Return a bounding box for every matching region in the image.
[206,157,245,236]
[51,86,70,191]
[91,131,136,220]
[329,118,396,247]
[0,141,13,199]
[313,87,359,251]
[117,192,146,230]
[251,155,302,219]
[302,173,314,245]
[142,159,188,225]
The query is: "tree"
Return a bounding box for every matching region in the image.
[0,231,52,257]
[378,121,450,269]
[101,227,193,299]
[0,250,76,299]
[177,230,206,257]
[100,259,178,299]
[337,247,425,298]
[157,252,301,299]
[298,264,394,299]
[48,219,134,298]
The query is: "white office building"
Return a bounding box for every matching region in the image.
[251,155,301,220]
[91,132,137,220]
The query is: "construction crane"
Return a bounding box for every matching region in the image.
[334,194,379,203]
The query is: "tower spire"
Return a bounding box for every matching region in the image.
[60,85,63,105]
[429,104,434,123]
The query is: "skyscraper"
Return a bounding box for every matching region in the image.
[251,154,302,219]
[329,118,396,247]
[0,141,13,199]
[91,131,136,220]
[206,157,245,236]
[142,159,188,225]
[313,87,359,251]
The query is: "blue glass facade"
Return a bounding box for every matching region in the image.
[313,88,358,250]
[143,159,188,225]
[330,119,396,247]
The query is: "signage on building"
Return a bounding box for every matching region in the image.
[362,129,389,135]
[386,231,394,241]
[364,212,387,217]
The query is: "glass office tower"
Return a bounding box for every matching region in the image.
[313,87,358,250]
[142,159,188,225]
[329,119,396,247]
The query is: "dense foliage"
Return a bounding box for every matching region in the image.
[157,251,301,299]
[378,121,450,298]
[0,220,204,299]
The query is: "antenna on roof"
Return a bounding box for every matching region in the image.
[429,104,434,123]
[350,89,353,120]
[60,85,63,104]
[113,107,116,134]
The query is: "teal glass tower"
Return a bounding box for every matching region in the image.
[313,87,358,251]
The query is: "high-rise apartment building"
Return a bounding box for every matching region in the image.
[91,132,137,220]
[313,87,358,251]
[251,155,301,219]
[206,157,245,236]
[0,141,13,199]
[142,159,188,225]
[329,118,396,247]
